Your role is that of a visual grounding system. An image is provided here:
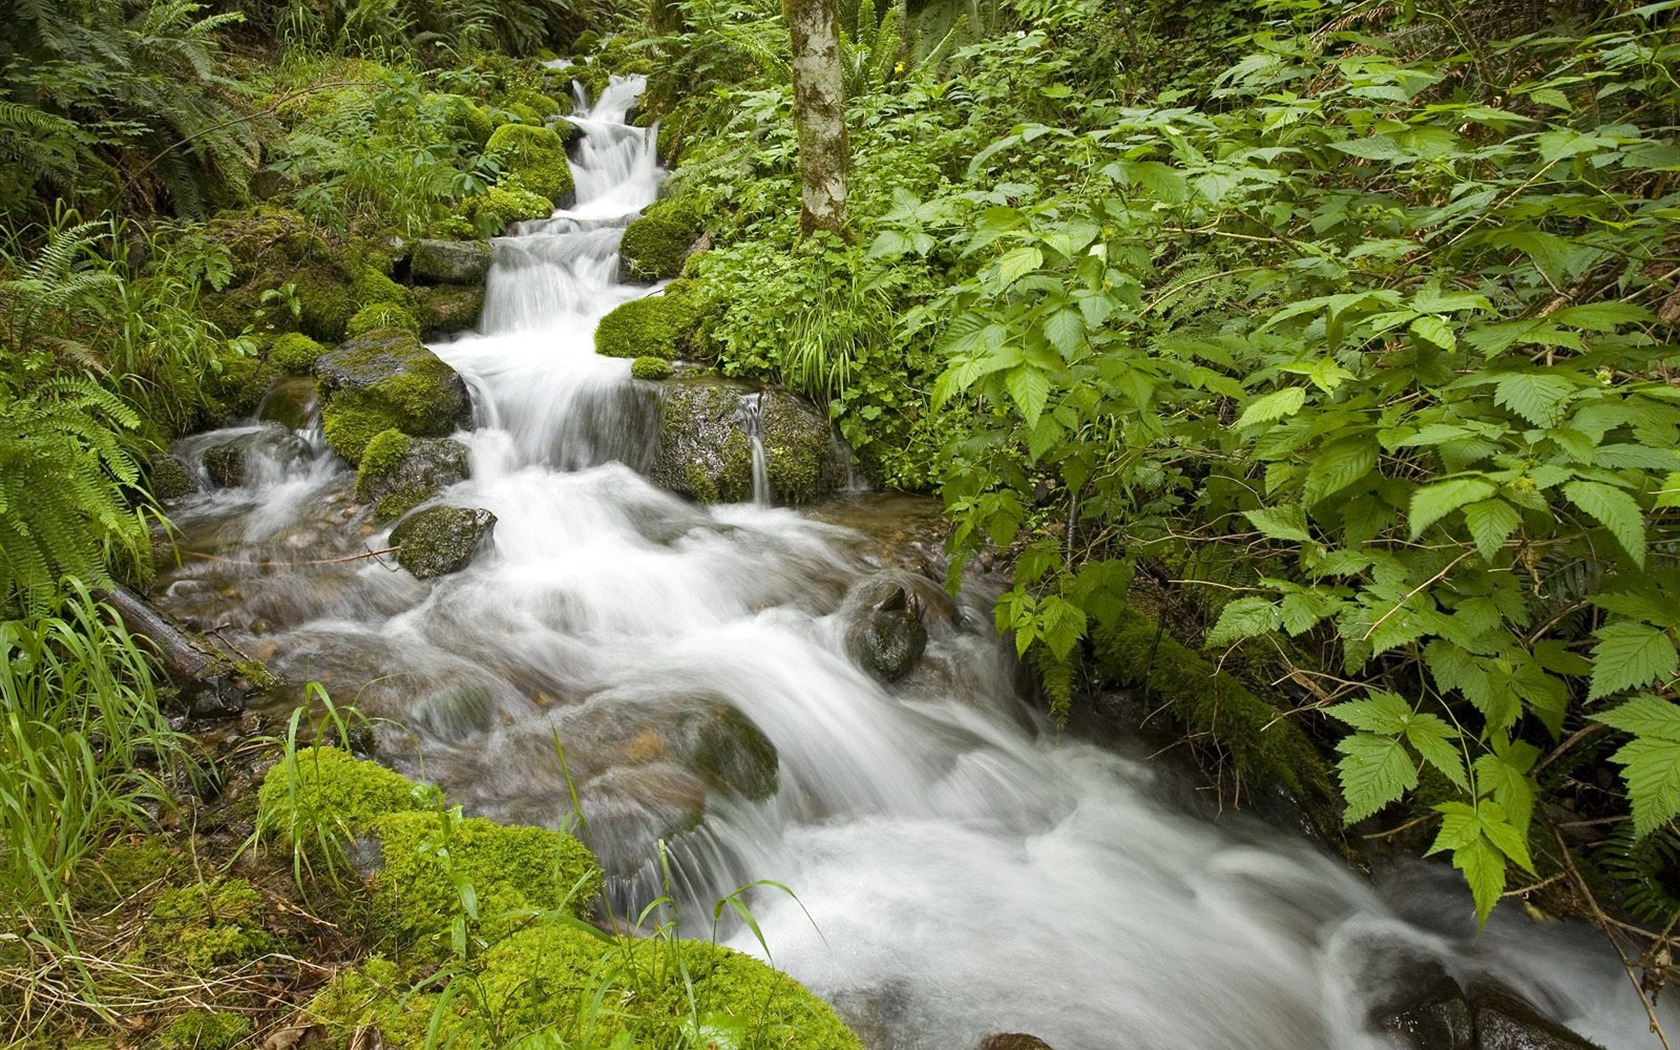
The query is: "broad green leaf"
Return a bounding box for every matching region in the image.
[1462,499,1520,561]
[1476,800,1536,873]
[1042,308,1085,357]
[1549,302,1654,331]
[1006,366,1052,428]
[1606,736,1680,837]
[1658,472,1680,509]
[1475,744,1538,832]
[1588,622,1678,700]
[1325,691,1412,735]
[994,245,1043,289]
[1244,504,1312,543]
[1493,374,1575,428]
[1205,596,1281,647]
[1305,439,1377,504]
[1563,480,1646,567]
[1235,387,1308,429]
[1591,695,1680,742]
[1336,732,1418,823]
[1409,315,1456,350]
[1409,477,1497,538]
[1453,834,1506,925]
[1430,801,1482,853]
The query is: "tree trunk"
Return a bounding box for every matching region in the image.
[786,0,850,239]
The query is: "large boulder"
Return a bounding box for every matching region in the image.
[355,431,471,522]
[410,240,492,286]
[651,378,841,505]
[593,281,707,361]
[485,124,575,208]
[1374,975,1605,1050]
[976,1037,1055,1050]
[389,506,496,579]
[314,328,474,465]
[617,197,703,283]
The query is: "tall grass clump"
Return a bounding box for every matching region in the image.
[0,582,193,945]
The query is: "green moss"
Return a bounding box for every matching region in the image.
[358,428,411,482]
[620,197,703,282]
[487,123,575,207]
[509,90,563,117]
[270,332,325,374]
[322,396,402,465]
[369,810,601,947]
[347,302,421,337]
[316,329,471,464]
[631,356,673,380]
[256,746,427,847]
[466,185,555,234]
[74,838,188,911]
[1090,606,1339,835]
[429,215,478,240]
[144,879,273,974]
[349,263,411,309]
[595,284,706,360]
[306,956,424,1045]
[445,96,494,148]
[155,1010,252,1050]
[502,101,544,125]
[147,455,197,501]
[290,264,358,342]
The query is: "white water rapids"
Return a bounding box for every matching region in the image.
[156,78,1674,1049]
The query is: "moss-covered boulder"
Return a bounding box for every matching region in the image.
[676,702,779,801]
[346,302,421,337]
[389,505,496,578]
[846,585,928,684]
[314,327,474,464]
[147,454,199,501]
[269,332,324,375]
[618,197,703,283]
[486,124,575,208]
[465,185,555,235]
[651,379,841,505]
[255,746,427,848]
[413,283,485,334]
[356,431,471,521]
[411,239,493,286]
[594,282,706,361]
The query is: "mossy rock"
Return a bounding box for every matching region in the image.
[369,811,600,946]
[437,94,494,148]
[411,239,493,286]
[594,283,707,361]
[507,89,563,117]
[631,356,673,381]
[413,283,485,334]
[347,302,421,337]
[465,185,555,235]
[315,327,474,464]
[619,198,703,283]
[1090,605,1340,836]
[200,207,328,285]
[255,746,428,848]
[651,380,840,505]
[389,505,496,578]
[291,262,360,342]
[486,124,575,208]
[269,332,325,375]
[356,433,471,522]
[846,587,928,684]
[675,702,779,801]
[147,454,199,501]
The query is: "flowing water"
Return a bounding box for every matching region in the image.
[156,78,1673,1049]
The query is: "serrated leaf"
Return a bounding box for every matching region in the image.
[1657,472,1680,509]
[1591,695,1680,742]
[1325,691,1412,735]
[1430,801,1483,854]
[1475,746,1538,832]
[1305,439,1377,504]
[1410,314,1456,349]
[1244,504,1312,543]
[1588,622,1678,700]
[1235,387,1308,429]
[1335,732,1418,823]
[1607,736,1680,837]
[1493,373,1575,427]
[1564,480,1646,567]
[1462,499,1520,561]
[1406,715,1469,791]
[1454,834,1507,925]
[1205,596,1281,647]
[993,245,1043,289]
[1006,366,1052,428]
[1549,302,1654,331]
[1409,477,1497,538]
[1042,307,1085,357]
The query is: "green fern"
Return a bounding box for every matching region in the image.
[1599,824,1680,924]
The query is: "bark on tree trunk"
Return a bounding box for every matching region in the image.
[786,0,850,239]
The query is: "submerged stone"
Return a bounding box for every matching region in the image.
[390,505,496,578]
[201,423,308,488]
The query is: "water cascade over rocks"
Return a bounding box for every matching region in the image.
[156,77,1674,1049]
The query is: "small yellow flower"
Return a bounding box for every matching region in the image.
[894,61,906,74]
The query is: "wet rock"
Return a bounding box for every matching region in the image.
[410,239,492,286]
[579,763,708,874]
[315,327,474,465]
[1375,971,1474,1050]
[255,376,317,431]
[356,434,471,522]
[651,378,842,504]
[846,583,929,684]
[1474,988,1604,1050]
[201,424,308,488]
[413,283,484,334]
[148,455,199,501]
[390,506,496,579]
[976,1036,1055,1050]
[672,702,779,801]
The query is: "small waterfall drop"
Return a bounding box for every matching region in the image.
[150,76,1675,1050]
[739,392,770,506]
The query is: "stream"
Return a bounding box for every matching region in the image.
[156,76,1673,1050]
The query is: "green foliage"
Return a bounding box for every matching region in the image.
[154,1010,252,1050]
[0,584,195,949]
[255,744,428,855]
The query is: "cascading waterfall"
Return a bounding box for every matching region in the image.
[154,77,1674,1050]
[739,392,770,507]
